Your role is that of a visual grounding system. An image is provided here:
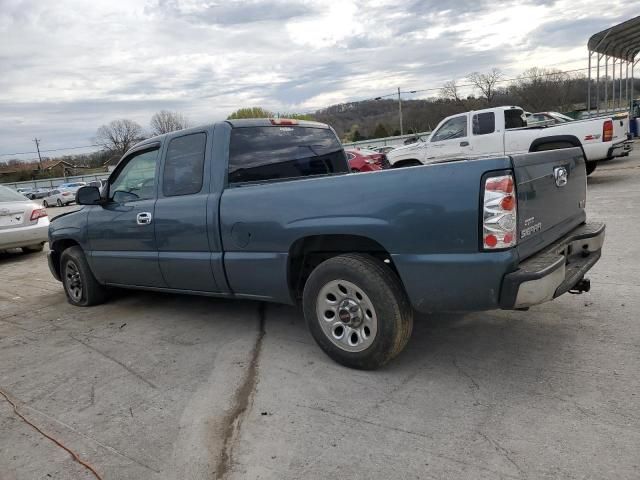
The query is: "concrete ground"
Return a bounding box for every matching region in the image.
[1,150,639,479]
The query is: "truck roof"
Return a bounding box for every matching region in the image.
[225,118,329,129]
[467,106,523,115]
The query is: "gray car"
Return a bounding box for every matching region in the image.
[0,185,50,252]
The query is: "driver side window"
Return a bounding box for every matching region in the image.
[109,148,159,203]
[431,116,467,142]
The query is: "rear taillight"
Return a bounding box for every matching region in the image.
[603,119,613,142]
[62,192,71,196]
[270,118,298,125]
[482,173,517,250]
[30,208,47,221]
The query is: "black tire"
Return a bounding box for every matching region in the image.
[351,168,360,173]
[302,253,413,370]
[22,243,44,253]
[43,200,49,208]
[56,199,62,207]
[586,162,597,176]
[391,159,422,168]
[60,246,107,306]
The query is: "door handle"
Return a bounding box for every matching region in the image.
[460,141,469,147]
[136,212,152,225]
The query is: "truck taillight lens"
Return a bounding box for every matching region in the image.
[603,119,613,142]
[483,174,517,250]
[30,208,47,221]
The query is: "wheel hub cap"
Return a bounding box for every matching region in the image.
[316,280,377,353]
[338,298,363,327]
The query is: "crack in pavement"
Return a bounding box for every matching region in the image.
[68,333,157,390]
[476,430,528,479]
[214,302,266,480]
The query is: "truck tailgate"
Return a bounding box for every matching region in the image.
[511,147,587,260]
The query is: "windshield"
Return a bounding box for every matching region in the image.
[0,185,29,202]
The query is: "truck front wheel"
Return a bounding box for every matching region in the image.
[60,246,108,306]
[586,162,597,176]
[302,253,413,370]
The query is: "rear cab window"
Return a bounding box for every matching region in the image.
[472,112,495,135]
[228,126,347,184]
[505,109,527,129]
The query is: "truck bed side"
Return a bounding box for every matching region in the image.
[219,156,518,311]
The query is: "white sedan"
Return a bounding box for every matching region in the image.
[0,185,49,252]
[42,188,75,207]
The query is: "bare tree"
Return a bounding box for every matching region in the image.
[467,68,503,105]
[150,110,191,136]
[512,67,571,111]
[440,80,462,103]
[95,119,143,157]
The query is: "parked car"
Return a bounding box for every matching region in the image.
[529,111,575,125]
[15,187,33,197]
[56,182,87,193]
[0,185,49,253]
[48,118,604,370]
[25,188,50,200]
[387,105,632,175]
[42,189,75,207]
[373,146,395,155]
[345,148,383,172]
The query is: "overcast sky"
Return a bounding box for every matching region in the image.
[0,0,637,160]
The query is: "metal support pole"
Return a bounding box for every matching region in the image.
[397,87,403,136]
[620,59,623,108]
[605,55,608,112]
[612,58,616,111]
[626,61,629,107]
[596,54,601,114]
[587,52,592,114]
[632,59,637,115]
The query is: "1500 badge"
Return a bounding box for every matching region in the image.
[521,217,542,239]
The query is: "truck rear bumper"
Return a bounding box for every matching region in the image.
[608,139,633,158]
[499,222,605,309]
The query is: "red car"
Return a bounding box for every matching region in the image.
[345,148,387,172]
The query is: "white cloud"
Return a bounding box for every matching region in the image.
[0,0,637,157]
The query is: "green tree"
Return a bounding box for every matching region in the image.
[278,112,315,121]
[372,123,389,138]
[352,130,364,142]
[227,107,273,119]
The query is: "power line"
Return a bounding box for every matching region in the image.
[0,144,102,157]
[0,63,605,158]
[371,67,592,100]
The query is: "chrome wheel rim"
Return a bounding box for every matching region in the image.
[64,261,83,302]
[316,279,378,352]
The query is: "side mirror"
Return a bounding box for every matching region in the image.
[76,186,101,205]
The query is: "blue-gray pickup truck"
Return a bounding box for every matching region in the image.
[48,119,605,369]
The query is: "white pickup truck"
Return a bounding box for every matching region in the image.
[387,106,632,175]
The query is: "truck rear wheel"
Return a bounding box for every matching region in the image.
[302,253,413,370]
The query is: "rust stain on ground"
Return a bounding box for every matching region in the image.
[214,302,266,479]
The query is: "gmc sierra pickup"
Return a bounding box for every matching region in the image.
[47,119,605,369]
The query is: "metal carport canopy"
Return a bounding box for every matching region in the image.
[588,15,640,61]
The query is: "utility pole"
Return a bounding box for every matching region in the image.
[34,138,43,170]
[397,87,403,136]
